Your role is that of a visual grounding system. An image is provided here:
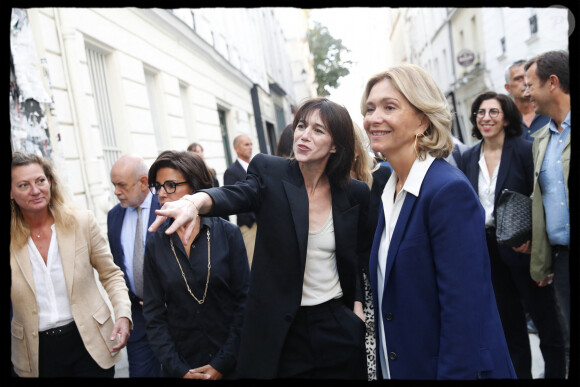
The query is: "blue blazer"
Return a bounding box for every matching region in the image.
[369,159,516,380]
[460,136,534,267]
[107,195,161,342]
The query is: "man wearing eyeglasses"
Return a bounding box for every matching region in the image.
[504,59,550,141]
[108,154,162,377]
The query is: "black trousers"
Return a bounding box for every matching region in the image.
[277,298,367,380]
[38,321,115,378]
[486,230,566,379]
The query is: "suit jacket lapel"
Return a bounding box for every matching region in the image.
[384,194,417,290]
[282,163,309,268]
[495,137,513,201]
[369,202,385,308]
[56,223,76,297]
[466,142,482,191]
[12,243,36,295]
[330,182,358,261]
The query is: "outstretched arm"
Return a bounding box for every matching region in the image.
[148,192,213,245]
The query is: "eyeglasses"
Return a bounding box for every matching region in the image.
[474,108,502,118]
[149,181,188,195]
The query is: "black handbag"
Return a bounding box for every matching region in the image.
[495,189,532,247]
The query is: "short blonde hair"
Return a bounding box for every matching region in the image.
[360,64,454,160]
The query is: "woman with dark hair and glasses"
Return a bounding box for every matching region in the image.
[149,97,370,379]
[460,91,566,379]
[143,150,250,379]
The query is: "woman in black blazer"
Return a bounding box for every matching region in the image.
[460,91,565,379]
[150,97,370,380]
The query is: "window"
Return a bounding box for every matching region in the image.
[85,46,121,175]
[180,83,195,139]
[529,14,538,35]
[218,108,232,166]
[144,69,165,154]
[500,37,506,54]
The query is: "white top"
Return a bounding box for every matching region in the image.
[28,224,74,331]
[477,147,499,227]
[121,192,153,294]
[237,158,250,172]
[301,210,343,306]
[377,153,435,379]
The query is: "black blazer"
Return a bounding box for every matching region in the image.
[223,160,256,228]
[460,135,534,267]
[202,153,370,378]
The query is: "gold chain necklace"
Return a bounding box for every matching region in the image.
[169,228,211,304]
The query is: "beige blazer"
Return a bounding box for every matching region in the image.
[10,210,132,377]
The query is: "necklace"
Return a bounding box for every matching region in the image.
[169,228,211,304]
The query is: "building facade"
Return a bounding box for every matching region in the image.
[10,7,315,230]
[385,6,570,146]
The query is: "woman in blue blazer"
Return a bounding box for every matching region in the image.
[460,91,566,379]
[360,64,516,380]
[150,98,370,380]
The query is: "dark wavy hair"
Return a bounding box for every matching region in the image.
[292,97,354,188]
[469,91,522,140]
[148,150,213,193]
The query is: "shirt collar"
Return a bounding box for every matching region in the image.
[403,153,436,197]
[135,191,153,211]
[237,158,250,171]
[549,110,571,134]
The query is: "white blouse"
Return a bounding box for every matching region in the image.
[477,147,500,228]
[27,224,74,331]
[301,210,343,306]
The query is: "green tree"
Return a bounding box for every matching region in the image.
[307,21,351,97]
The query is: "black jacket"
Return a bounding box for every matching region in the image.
[203,153,370,378]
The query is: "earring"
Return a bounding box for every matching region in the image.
[414,132,424,159]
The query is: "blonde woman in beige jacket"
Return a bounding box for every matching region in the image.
[10,152,132,377]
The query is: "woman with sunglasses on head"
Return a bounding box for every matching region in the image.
[149,97,370,380]
[460,91,566,379]
[142,150,250,379]
[362,65,516,380]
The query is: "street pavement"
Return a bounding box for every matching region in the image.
[114,333,546,378]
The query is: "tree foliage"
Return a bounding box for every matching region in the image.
[307,21,351,97]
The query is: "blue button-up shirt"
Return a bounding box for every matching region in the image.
[538,112,570,246]
[521,114,550,141]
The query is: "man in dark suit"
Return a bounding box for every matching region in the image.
[108,154,162,377]
[224,134,257,267]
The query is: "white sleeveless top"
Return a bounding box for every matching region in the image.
[301,210,343,306]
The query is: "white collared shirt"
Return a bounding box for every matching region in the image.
[377,153,435,379]
[237,158,250,172]
[28,224,74,331]
[477,147,499,227]
[121,192,153,294]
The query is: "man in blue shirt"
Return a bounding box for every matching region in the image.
[504,59,550,141]
[517,51,570,377]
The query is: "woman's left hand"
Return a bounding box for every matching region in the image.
[185,365,223,380]
[353,301,365,322]
[109,316,131,353]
